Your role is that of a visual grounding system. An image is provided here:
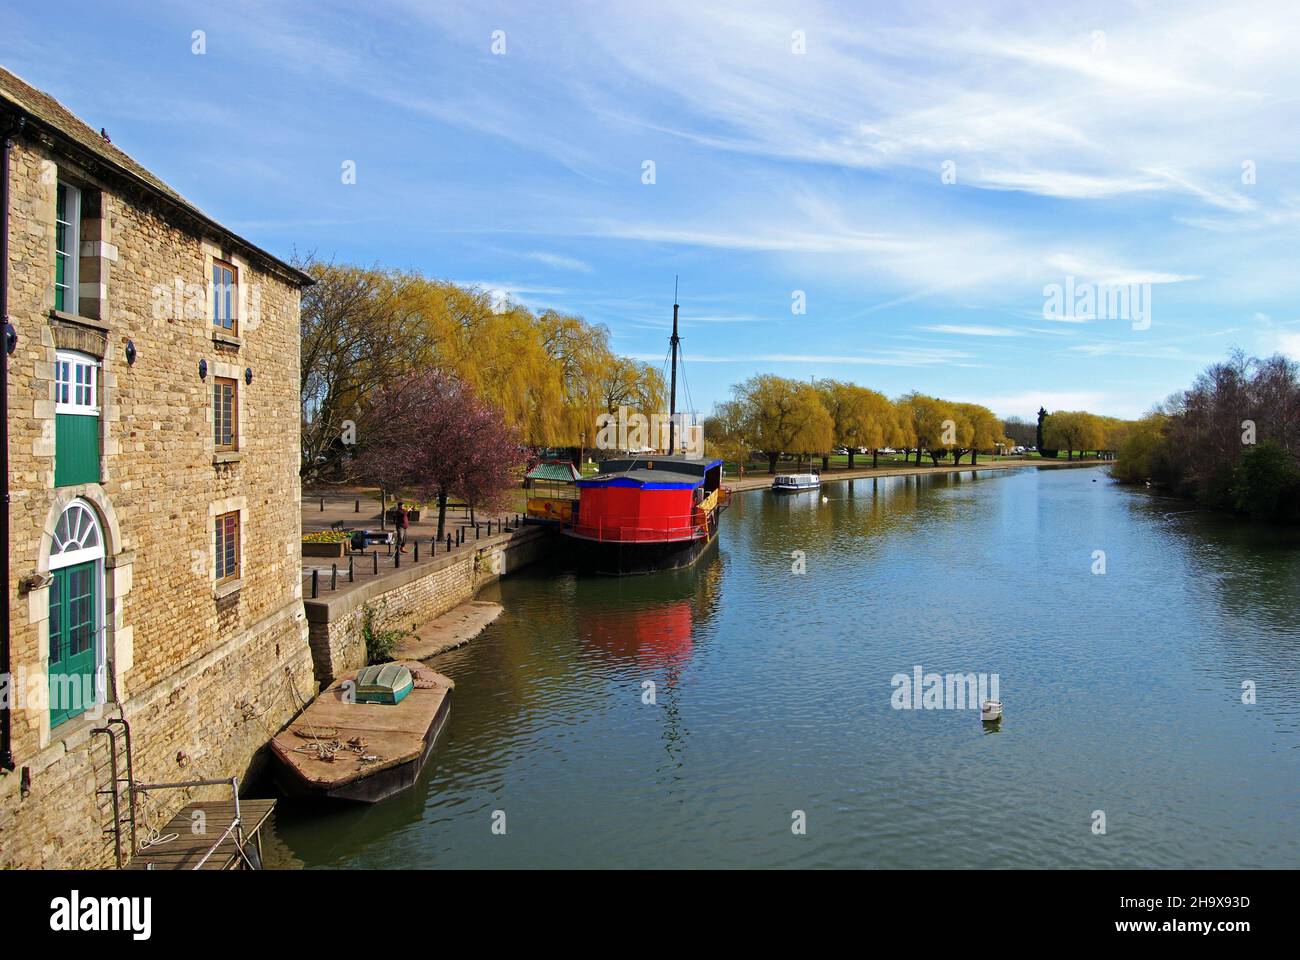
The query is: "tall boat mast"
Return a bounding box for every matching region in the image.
[562,272,729,575]
[668,277,679,455]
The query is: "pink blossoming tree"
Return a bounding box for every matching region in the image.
[356,370,521,540]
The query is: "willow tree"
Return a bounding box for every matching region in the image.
[733,375,834,473]
[599,355,667,454]
[1044,410,1106,461]
[950,402,1004,464]
[537,309,621,447]
[899,393,952,465]
[890,400,917,463]
[814,381,900,470]
[1111,413,1168,482]
[417,283,568,447]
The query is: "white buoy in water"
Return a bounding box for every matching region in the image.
[821,495,829,503]
[981,699,1003,723]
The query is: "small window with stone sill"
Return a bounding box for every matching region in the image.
[213,377,238,452]
[214,511,240,585]
[212,259,238,334]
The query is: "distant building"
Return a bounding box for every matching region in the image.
[1,66,315,867]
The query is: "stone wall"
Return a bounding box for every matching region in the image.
[1,126,315,867]
[305,526,551,684]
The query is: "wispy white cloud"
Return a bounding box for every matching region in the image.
[920,324,1019,337]
[1044,254,1200,287]
[630,347,976,367]
[524,251,593,272]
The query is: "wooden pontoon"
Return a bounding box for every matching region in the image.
[126,798,275,870]
[270,661,453,803]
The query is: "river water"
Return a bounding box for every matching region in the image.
[265,465,1300,868]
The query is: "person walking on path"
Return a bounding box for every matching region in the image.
[395,501,410,552]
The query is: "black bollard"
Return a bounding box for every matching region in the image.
[320,496,324,511]
[372,552,378,576]
[414,541,420,562]
[348,556,355,583]
[354,499,359,513]
[395,548,400,568]
[311,569,319,599]
[331,564,337,590]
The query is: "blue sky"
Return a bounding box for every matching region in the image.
[6,0,1300,419]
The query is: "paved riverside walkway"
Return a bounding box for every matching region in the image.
[723,456,1109,492]
[303,489,516,540]
[299,490,524,604]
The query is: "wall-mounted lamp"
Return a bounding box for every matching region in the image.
[19,572,51,593]
[244,367,253,385]
[124,340,137,366]
[198,358,208,380]
[4,323,15,356]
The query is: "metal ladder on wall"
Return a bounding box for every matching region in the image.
[91,716,137,869]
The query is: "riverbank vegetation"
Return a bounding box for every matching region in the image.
[704,375,1123,474]
[299,259,664,482]
[1110,351,1300,521]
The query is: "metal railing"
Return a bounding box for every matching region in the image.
[133,775,255,870]
[571,508,716,543]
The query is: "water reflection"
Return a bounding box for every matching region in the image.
[573,544,722,669]
[266,466,1300,869]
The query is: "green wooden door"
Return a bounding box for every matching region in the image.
[48,561,97,726]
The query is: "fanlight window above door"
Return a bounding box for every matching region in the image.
[50,500,104,570]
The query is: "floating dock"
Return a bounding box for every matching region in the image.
[270,661,453,803]
[126,798,275,870]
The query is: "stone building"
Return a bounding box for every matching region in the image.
[0,67,316,867]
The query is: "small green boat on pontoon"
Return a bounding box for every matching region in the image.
[270,660,452,803]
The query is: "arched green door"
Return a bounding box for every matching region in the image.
[48,560,97,726]
[47,499,105,728]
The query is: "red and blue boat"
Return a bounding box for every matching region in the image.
[563,455,729,575]
[562,289,730,575]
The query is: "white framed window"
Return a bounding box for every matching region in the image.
[55,182,81,314]
[55,350,99,415]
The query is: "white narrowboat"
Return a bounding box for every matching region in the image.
[771,472,821,492]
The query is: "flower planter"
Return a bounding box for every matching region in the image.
[302,541,347,559]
